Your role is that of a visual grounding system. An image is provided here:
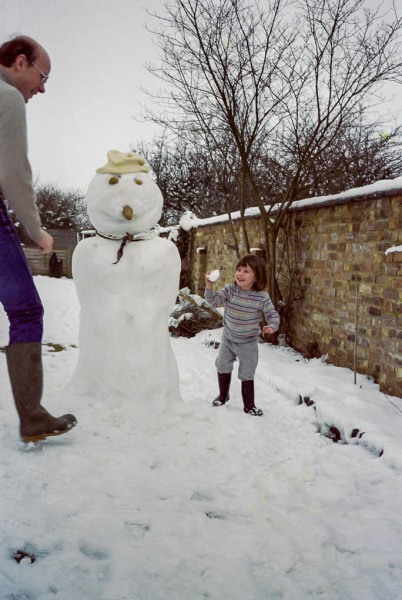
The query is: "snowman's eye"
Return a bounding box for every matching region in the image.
[134,178,143,185]
[109,176,119,185]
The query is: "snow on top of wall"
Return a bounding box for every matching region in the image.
[179,176,402,231]
[385,245,402,255]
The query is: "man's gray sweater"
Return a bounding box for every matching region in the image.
[0,67,42,242]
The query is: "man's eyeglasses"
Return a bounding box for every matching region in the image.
[31,62,49,85]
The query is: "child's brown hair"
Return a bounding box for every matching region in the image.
[235,254,267,291]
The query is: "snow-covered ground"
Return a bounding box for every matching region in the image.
[1,276,401,600]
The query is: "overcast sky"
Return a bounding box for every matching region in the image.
[1,0,165,191]
[1,0,401,193]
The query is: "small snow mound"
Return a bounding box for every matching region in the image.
[179,211,199,231]
[266,374,319,404]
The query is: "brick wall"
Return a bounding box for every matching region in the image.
[185,191,402,397]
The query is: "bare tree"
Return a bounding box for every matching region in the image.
[35,184,89,230]
[305,122,402,195]
[135,132,235,224]
[144,0,402,306]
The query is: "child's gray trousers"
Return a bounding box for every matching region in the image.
[215,329,258,381]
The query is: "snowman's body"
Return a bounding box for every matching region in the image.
[71,151,182,413]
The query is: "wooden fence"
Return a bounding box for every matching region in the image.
[23,247,73,278]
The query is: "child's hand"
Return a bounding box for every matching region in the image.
[262,326,275,335]
[205,272,213,289]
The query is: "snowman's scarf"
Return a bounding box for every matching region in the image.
[96,230,157,263]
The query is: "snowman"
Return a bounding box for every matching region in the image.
[71,150,182,415]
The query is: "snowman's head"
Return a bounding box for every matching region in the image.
[86,150,163,236]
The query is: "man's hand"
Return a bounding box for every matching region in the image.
[36,230,54,253]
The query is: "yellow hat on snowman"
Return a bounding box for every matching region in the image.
[96,150,151,175]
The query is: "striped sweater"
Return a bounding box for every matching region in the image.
[205,283,280,341]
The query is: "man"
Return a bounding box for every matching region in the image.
[0,35,77,442]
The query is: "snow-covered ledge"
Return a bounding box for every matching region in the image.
[179,177,402,231]
[385,245,402,255]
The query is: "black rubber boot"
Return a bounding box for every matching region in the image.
[241,380,263,416]
[6,342,77,442]
[212,372,231,406]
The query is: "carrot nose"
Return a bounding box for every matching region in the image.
[123,205,134,220]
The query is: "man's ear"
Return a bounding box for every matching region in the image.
[14,53,27,72]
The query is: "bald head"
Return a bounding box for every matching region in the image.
[0,35,51,102]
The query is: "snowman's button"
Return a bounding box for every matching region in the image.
[135,178,143,185]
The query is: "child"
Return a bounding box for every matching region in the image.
[205,254,280,416]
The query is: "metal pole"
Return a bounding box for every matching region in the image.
[353,276,360,385]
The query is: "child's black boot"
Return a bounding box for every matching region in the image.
[212,372,231,406]
[242,380,263,416]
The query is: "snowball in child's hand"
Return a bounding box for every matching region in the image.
[208,269,220,282]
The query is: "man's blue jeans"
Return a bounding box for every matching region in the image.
[0,199,43,344]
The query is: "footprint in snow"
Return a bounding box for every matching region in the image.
[79,543,109,560]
